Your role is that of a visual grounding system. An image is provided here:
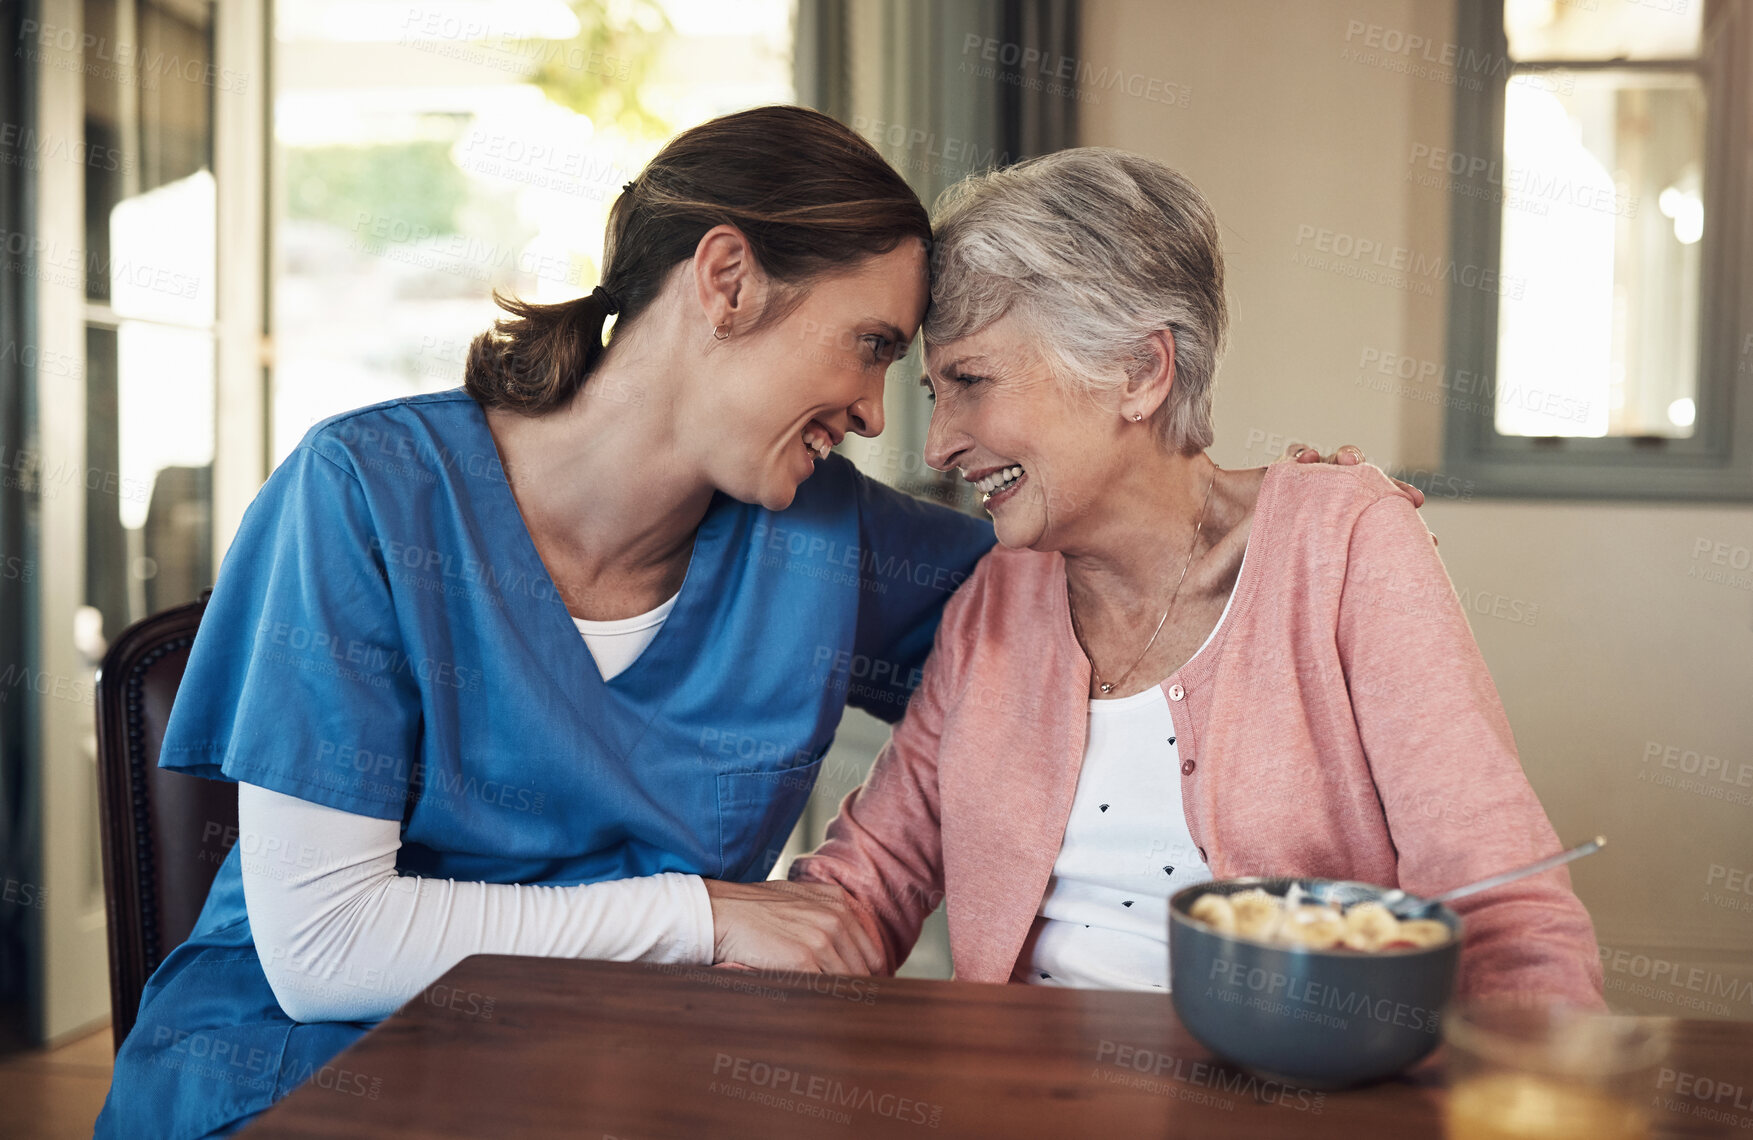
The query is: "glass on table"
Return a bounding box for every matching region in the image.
[1443,1000,1669,1140]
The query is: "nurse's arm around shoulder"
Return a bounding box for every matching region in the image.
[1335,494,1605,1007]
[788,588,967,974]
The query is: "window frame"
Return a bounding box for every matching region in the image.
[1444,0,1753,500]
[22,0,269,1042]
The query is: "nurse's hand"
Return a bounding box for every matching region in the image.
[1278,442,1427,510]
[702,879,885,975]
[1278,442,1437,542]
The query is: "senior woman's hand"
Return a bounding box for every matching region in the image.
[702,878,884,975]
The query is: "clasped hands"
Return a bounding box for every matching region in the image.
[702,878,884,975]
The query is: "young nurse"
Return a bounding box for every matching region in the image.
[95,106,1401,1138]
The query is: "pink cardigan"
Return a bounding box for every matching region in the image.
[792,462,1605,1006]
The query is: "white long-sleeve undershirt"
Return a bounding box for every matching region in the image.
[239,783,716,1023]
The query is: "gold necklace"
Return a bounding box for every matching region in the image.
[1071,462,1218,696]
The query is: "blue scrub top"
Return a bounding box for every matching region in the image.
[95,390,994,1139]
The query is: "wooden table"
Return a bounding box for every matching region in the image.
[246,956,1750,1138]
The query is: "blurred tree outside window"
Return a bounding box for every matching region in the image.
[273,0,794,461]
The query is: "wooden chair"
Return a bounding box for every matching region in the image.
[93,592,236,1053]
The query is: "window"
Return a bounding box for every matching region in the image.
[1445,0,1753,498]
[9,0,267,1041]
[82,0,219,635]
[270,0,793,462]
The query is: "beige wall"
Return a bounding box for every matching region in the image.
[1083,0,1753,1016]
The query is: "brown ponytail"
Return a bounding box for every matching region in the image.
[464,290,615,415]
[465,105,933,415]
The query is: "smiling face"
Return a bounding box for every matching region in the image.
[923,312,1133,550]
[695,241,927,511]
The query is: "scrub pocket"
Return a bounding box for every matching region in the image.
[716,750,828,880]
[273,1020,383,1103]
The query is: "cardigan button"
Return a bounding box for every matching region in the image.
[1180,758,1195,776]
[1167,683,1185,701]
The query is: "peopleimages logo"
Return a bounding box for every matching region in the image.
[1598,943,1753,1017]
[747,520,968,594]
[0,227,202,299]
[255,618,484,692]
[1206,958,1443,1034]
[314,739,547,816]
[0,122,132,174]
[1405,143,1636,218]
[710,1054,943,1128]
[16,19,251,93]
[957,35,1190,108]
[1093,1041,1326,1114]
[1292,224,1526,299]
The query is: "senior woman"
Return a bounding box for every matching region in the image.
[790,148,1604,1005]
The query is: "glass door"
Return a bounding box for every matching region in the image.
[23,0,266,1043]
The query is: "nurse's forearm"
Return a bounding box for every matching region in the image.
[238,783,715,1024]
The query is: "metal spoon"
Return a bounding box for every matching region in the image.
[1378,836,1606,917]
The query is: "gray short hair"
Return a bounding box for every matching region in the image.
[924,148,1227,453]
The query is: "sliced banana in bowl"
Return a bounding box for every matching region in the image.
[1182,885,1454,953]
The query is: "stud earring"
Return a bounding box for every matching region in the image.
[1131,412,1144,422]
[712,324,729,341]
